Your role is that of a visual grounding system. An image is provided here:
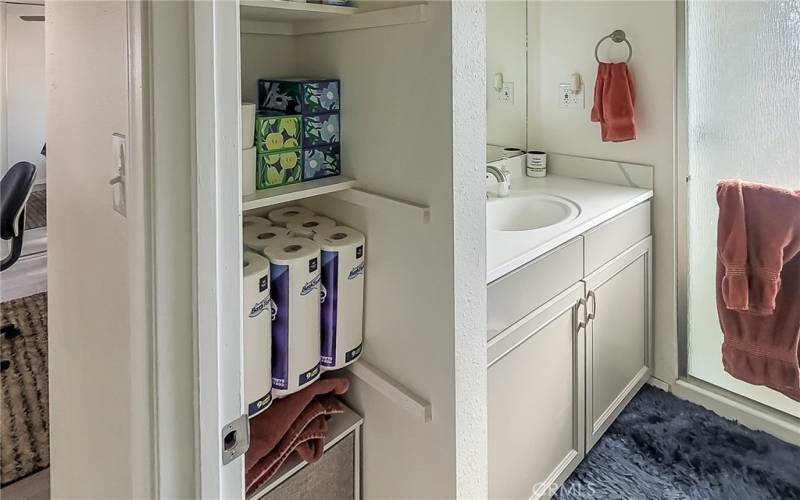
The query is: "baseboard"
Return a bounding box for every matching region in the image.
[646,376,670,392]
[672,378,800,446]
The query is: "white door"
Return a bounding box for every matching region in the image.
[584,237,652,450]
[488,282,586,500]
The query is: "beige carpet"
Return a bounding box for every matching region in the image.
[1,292,49,486]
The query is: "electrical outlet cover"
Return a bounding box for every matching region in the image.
[559,83,584,109]
[500,82,514,104]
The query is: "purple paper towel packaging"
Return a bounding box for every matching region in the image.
[263,237,322,397]
[242,250,272,416]
[314,226,365,371]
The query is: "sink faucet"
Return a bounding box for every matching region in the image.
[486,165,511,197]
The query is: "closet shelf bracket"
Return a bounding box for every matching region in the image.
[347,359,433,423]
[327,187,431,224]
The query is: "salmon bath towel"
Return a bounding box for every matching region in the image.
[716,180,800,401]
[591,62,637,142]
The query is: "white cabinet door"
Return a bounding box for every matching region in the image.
[584,236,653,451]
[488,282,586,500]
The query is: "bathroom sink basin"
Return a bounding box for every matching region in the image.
[487,195,580,231]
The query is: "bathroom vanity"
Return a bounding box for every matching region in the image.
[486,172,654,499]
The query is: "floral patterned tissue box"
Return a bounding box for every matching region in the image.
[256,150,302,190]
[255,113,302,154]
[303,145,341,181]
[258,79,340,115]
[303,113,340,148]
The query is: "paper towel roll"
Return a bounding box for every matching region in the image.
[242,102,256,149]
[243,250,272,416]
[286,216,337,238]
[242,146,256,196]
[242,215,271,230]
[244,226,291,255]
[313,226,365,370]
[264,237,322,397]
[268,206,314,227]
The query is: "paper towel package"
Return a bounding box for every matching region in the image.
[242,146,256,196]
[243,225,292,255]
[264,237,322,397]
[267,206,314,226]
[313,226,365,370]
[242,250,272,416]
[241,102,256,150]
[286,215,336,238]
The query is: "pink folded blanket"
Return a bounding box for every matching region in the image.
[716,179,800,401]
[245,377,350,495]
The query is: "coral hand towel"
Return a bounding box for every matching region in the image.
[591,62,637,142]
[716,180,800,401]
[245,377,350,495]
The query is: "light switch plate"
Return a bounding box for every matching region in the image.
[499,82,514,104]
[111,133,127,216]
[559,83,584,109]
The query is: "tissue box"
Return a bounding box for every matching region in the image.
[303,144,341,181]
[255,113,302,154]
[303,113,340,148]
[259,79,340,115]
[256,150,302,190]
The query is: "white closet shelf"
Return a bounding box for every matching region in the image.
[240,2,430,36]
[347,359,432,423]
[327,187,431,224]
[248,403,363,500]
[243,176,357,211]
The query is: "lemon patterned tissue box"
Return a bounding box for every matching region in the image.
[255,113,302,155]
[256,150,302,190]
[258,79,340,115]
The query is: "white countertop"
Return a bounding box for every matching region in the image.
[487,175,653,283]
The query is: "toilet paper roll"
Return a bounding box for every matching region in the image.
[242,102,256,149]
[243,250,272,416]
[264,237,322,397]
[242,215,271,230]
[286,216,337,238]
[243,225,292,254]
[313,226,365,370]
[268,206,314,227]
[242,146,256,196]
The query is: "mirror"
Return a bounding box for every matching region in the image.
[486,0,527,162]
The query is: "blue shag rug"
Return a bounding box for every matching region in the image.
[555,385,800,500]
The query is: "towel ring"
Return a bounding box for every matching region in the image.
[595,29,632,64]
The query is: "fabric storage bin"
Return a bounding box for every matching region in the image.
[257,150,302,189]
[303,144,341,181]
[255,113,303,155]
[259,79,340,115]
[303,112,340,148]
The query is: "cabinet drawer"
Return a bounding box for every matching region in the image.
[487,238,583,341]
[583,201,650,275]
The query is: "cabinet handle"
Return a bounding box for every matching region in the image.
[573,297,587,333]
[587,290,597,321]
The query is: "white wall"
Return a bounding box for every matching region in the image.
[46,2,136,496]
[242,1,488,496]
[528,0,678,384]
[487,0,527,152]
[3,3,46,183]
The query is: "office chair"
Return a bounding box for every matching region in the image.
[1,161,38,371]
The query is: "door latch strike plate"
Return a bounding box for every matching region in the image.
[221,414,249,465]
